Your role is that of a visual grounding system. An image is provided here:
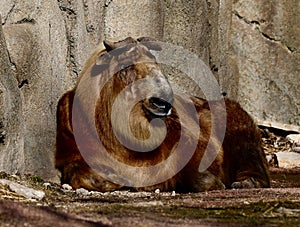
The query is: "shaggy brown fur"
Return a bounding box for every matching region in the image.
[55,37,270,192]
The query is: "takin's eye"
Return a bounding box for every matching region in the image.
[116,62,131,72]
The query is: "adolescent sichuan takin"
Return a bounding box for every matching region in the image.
[55,37,270,192]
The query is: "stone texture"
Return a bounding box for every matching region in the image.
[0,1,68,182]
[274,152,300,168]
[161,0,212,98]
[0,15,24,175]
[227,0,300,125]
[104,0,163,40]
[287,134,300,146]
[162,0,209,62]
[0,179,45,200]
[0,0,107,181]
[57,0,105,82]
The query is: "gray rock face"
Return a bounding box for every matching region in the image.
[273,152,300,168]
[0,0,299,180]
[0,1,68,182]
[226,0,300,125]
[0,15,24,176]
[104,0,163,40]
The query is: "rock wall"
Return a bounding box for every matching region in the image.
[0,0,299,180]
[0,15,24,176]
[226,0,300,125]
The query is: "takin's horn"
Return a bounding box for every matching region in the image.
[103,37,137,52]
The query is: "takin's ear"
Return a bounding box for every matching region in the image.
[103,37,137,52]
[137,37,162,51]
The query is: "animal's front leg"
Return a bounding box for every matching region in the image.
[231,178,259,189]
[195,170,226,191]
[181,170,225,192]
[61,162,123,192]
[231,172,268,189]
[228,145,270,189]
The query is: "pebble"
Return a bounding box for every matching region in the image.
[154,189,160,194]
[62,183,73,191]
[171,191,176,196]
[89,190,102,195]
[274,207,300,218]
[76,188,89,196]
[286,134,300,146]
[275,151,300,168]
[134,201,164,207]
[43,182,51,188]
[10,175,20,180]
[0,179,45,200]
[293,147,300,153]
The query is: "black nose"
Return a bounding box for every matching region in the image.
[149,97,172,115]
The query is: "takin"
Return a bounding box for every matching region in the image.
[55,37,270,192]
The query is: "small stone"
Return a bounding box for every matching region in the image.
[76,188,89,196]
[99,217,113,226]
[275,207,300,218]
[154,189,160,194]
[134,201,164,207]
[10,175,20,180]
[243,201,250,205]
[0,179,45,200]
[89,191,102,195]
[171,191,176,196]
[293,147,300,153]
[286,134,300,146]
[62,184,73,191]
[275,151,300,168]
[43,182,51,188]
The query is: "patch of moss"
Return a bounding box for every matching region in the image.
[28,175,44,185]
[87,200,300,225]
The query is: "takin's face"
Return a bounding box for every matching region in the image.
[131,62,174,118]
[102,37,174,119]
[93,37,175,152]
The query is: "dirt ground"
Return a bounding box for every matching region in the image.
[0,127,299,226]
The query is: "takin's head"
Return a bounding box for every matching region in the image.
[93,37,174,119]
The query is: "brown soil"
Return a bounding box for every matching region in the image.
[0,127,299,226]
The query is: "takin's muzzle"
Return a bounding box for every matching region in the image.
[144,97,173,117]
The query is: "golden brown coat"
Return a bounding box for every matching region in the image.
[55,37,270,192]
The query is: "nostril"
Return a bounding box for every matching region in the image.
[149,97,164,108]
[149,97,172,112]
